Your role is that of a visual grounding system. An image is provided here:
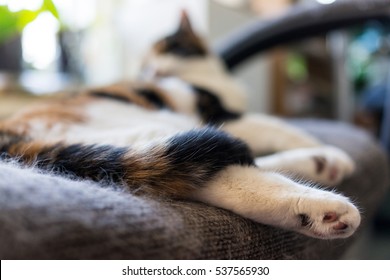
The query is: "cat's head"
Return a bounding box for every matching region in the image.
[140,10,213,79]
[140,10,247,113]
[153,10,209,58]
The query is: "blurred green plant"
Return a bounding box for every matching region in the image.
[0,0,60,44]
[286,52,308,83]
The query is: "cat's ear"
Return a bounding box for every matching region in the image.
[177,9,195,35]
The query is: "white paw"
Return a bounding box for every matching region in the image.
[310,146,355,186]
[255,146,356,186]
[294,192,361,239]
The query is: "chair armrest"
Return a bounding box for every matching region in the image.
[215,0,390,70]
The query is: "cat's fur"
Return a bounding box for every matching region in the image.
[0,11,360,239]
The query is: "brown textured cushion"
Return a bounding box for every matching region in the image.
[0,120,388,259]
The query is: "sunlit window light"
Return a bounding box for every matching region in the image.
[53,0,96,30]
[7,0,43,12]
[22,12,60,70]
[316,0,336,5]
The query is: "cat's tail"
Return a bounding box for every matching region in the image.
[0,128,254,198]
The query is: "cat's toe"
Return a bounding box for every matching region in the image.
[297,195,361,239]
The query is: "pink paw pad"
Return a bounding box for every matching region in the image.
[323,212,349,231]
[323,212,338,223]
[328,166,339,182]
[333,222,348,230]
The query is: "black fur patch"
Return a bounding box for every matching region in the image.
[163,35,207,57]
[299,214,312,227]
[36,144,128,183]
[134,88,167,109]
[166,128,254,181]
[159,27,208,58]
[191,85,241,125]
[89,90,132,104]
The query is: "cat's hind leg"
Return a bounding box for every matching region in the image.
[193,165,360,239]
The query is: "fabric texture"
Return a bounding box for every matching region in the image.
[0,120,388,259]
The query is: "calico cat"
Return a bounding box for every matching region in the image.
[0,11,360,239]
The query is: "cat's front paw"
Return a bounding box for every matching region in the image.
[294,193,361,239]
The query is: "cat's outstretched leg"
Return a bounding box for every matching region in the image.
[158,128,360,239]
[193,165,360,239]
[222,114,356,185]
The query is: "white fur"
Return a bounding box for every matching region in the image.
[157,77,197,115]
[174,56,247,113]
[26,99,199,148]
[68,100,200,148]
[222,113,321,154]
[143,53,247,113]
[222,114,356,185]
[255,146,356,186]
[26,121,69,144]
[194,165,361,239]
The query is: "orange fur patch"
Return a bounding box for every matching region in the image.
[123,145,196,198]
[7,141,48,164]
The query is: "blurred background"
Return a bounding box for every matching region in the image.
[0,0,389,258]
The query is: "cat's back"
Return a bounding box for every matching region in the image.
[1,82,199,147]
